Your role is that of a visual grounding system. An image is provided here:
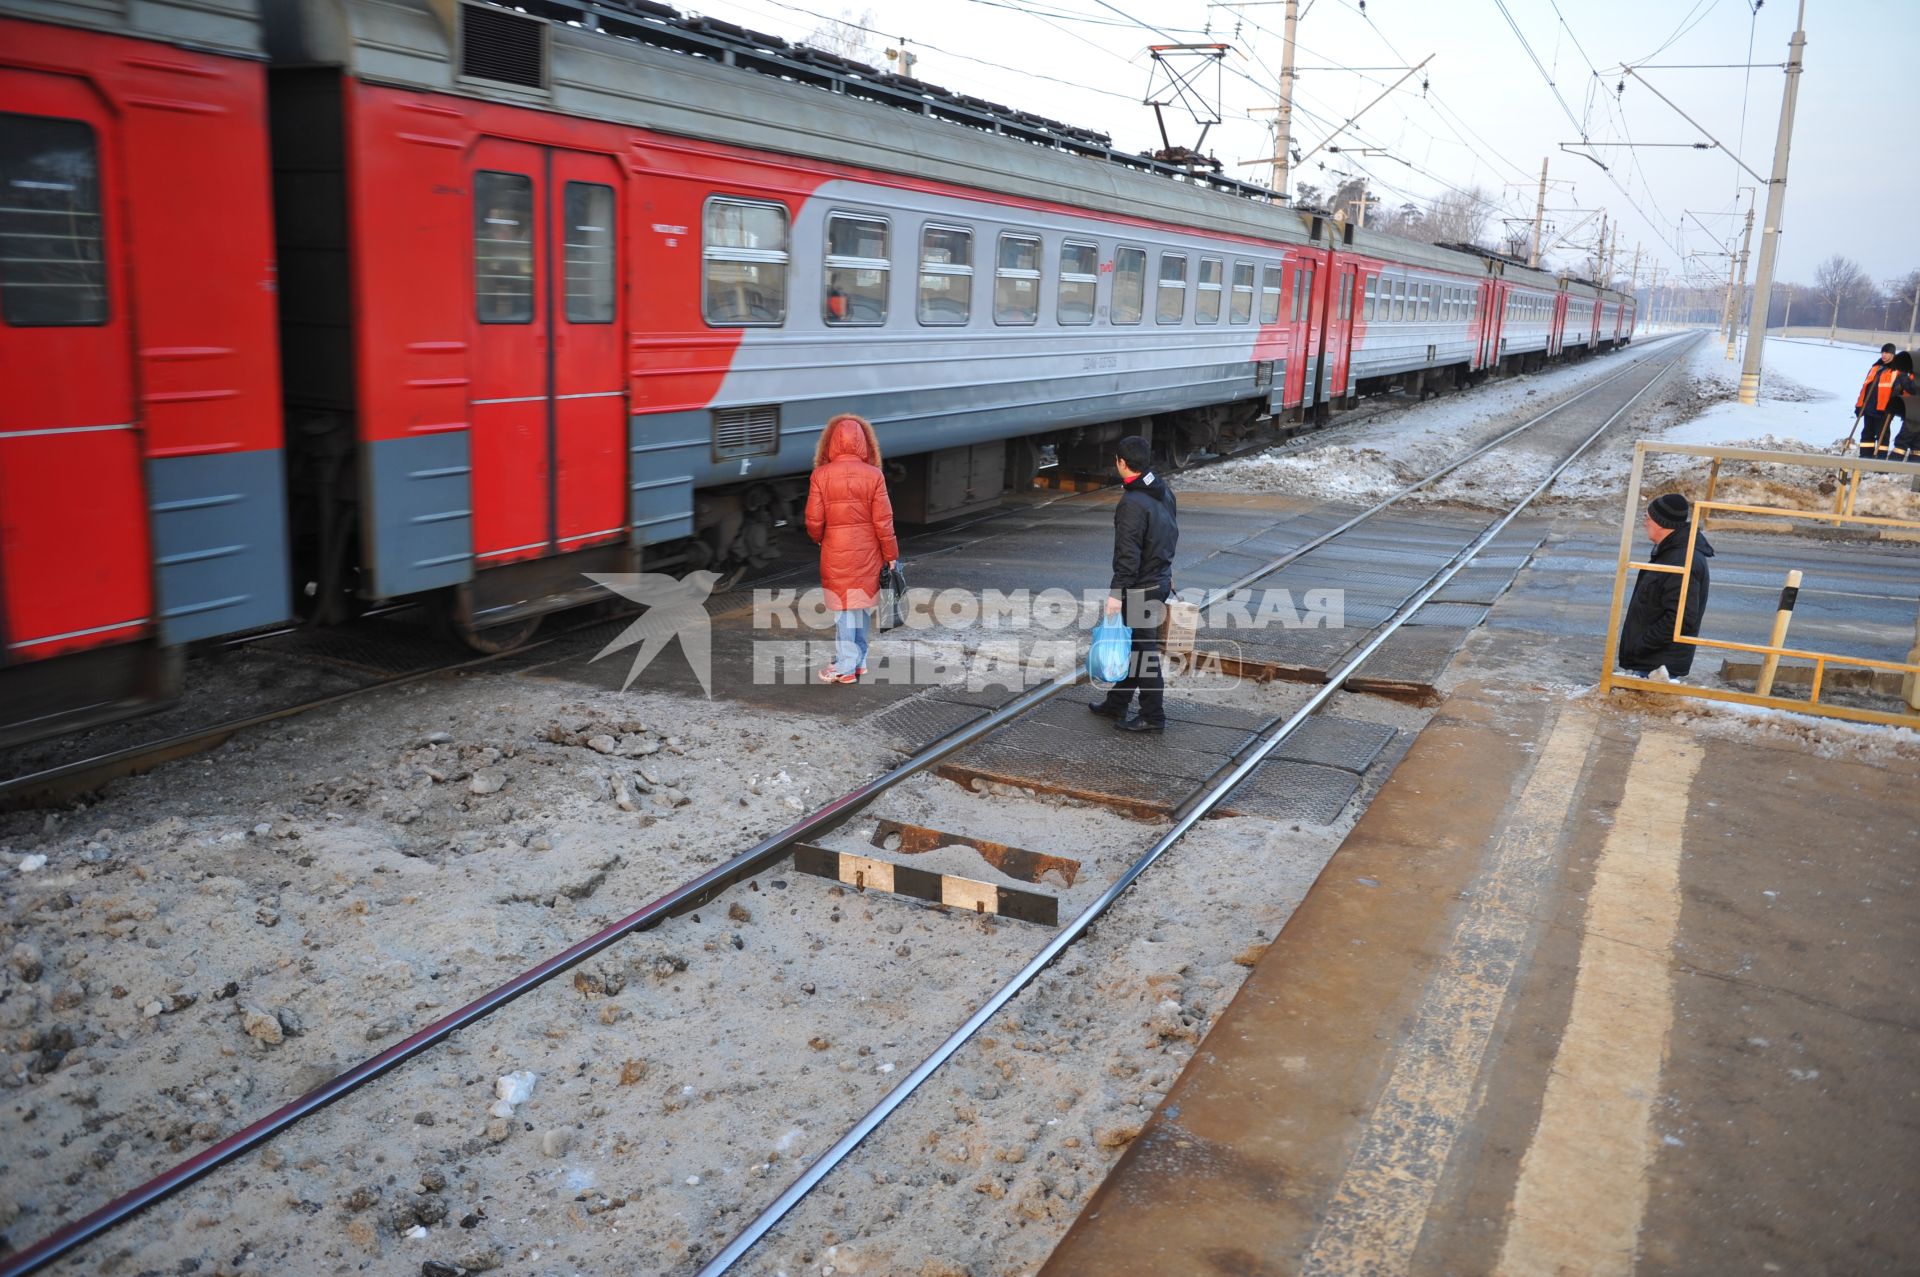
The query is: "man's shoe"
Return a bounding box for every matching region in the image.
[1115,716,1165,733]
[1089,700,1128,719]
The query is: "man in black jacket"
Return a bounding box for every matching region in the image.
[1617,492,1714,679]
[1092,435,1178,732]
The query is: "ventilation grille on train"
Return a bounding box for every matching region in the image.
[712,404,780,460]
[460,2,548,90]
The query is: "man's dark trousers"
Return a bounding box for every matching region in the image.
[1099,588,1168,723]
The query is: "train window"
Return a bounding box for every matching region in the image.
[1261,265,1283,323]
[1195,257,1223,324]
[1289,269,1303,323]
[824,212,889,326]
[1362,276,1376,322]
[1112,247,1147,324]
[1394,280,1408,322]
[1156,253,1187,324]
[562,182,615,324]
[475,171,535,325]
[1230,261,1254,323]
[1340,272,1354,320]
[703,196,789,326]
[1183,257,1216,324]
[994,232,1041,325]
[1058,240,1098,325]
[0,114,107,327]
[1420,283,1433,320]
[918,224,973,326]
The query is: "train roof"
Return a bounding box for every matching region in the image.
[2,0,263,55]
[266,0,1329,252]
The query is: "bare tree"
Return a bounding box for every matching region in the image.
[1416,186,1493,248]
[805,7,880,64]
[1813,254,1867,342]
[1890,269,1920,345]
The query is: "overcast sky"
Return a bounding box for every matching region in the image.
[674,0,1904,295]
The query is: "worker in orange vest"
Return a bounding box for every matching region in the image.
[1854,343,1915,459]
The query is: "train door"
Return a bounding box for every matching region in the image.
[1279,256,1307,408]
[1295,255,1320,408]
[1322,262,1356,405]
[467,140,625,567]
[0,70,150,664]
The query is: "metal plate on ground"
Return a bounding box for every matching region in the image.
[1344,625,1473,697]
[985,717,1228,782]
[1028,699,1256,756]
[873,697,989,754]
[1180,550,1292,590]
[1407,601,1491,627]
[1224,626,1365,680]
[924,683,1025,709]
[936,739,1197,816]
[1270,716,1397,773]
[1429,565,1525,604]
[1215,759,1362,824]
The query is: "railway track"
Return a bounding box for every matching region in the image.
[0,342,1656,812]
[0,331,1695,1277]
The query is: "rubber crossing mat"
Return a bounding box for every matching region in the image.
[872,697,989,754]
[1268,715,1397,773]
[1344,625,1475,698]
[1214,759,1362,824]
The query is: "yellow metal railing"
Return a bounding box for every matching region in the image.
[1601,442,1920,728]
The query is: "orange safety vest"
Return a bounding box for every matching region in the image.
[1856,362,1907,414]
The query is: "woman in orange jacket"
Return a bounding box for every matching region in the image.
[805,413,899,683]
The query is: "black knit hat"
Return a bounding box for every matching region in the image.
[1648,493,1690,529]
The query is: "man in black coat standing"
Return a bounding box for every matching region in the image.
[1092,435,1178,732]
[1617,492,1714,679]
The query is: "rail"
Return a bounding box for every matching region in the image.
[0,334,1693,1277]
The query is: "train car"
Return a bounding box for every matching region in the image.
[1562,279,1602,354]
[0,0,289,744]
[2,0,1638,744]
[1492,265,1563,365]
[1346,231,1489,397]
[265,0,1371,641]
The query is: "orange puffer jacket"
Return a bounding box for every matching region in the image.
[805,415,899,610]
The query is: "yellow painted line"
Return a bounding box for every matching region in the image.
[1495,730,1703,1277]
[1300,709,1598,1275]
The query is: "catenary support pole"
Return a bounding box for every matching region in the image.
[1273,0,1297,197]
[1529,157,1548,268]
[1739,0,1808,406]
[1726,203,1756,359]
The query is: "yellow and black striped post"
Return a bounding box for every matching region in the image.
[1755,569,1804,698]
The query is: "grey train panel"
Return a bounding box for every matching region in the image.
[365,433,474,596]
[1,0,262,54]
[147,450,291,643]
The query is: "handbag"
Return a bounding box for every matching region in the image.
[1087,615,1132,684]
[875,562,907,632]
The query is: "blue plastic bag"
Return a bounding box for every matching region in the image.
[1087,615,1132,684]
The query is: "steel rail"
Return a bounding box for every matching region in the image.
[0,337,1683,1277]
[694,334,1699,1276]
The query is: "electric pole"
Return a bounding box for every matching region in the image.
[1273,0,1298,196]
[1607,223,1620,284]
[1529,157,1548,268]
[1649,261,1662,330]
[1739,0,1808,407]
[1725,202,1755,359]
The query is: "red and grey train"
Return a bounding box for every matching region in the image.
[0,0,1634,745]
